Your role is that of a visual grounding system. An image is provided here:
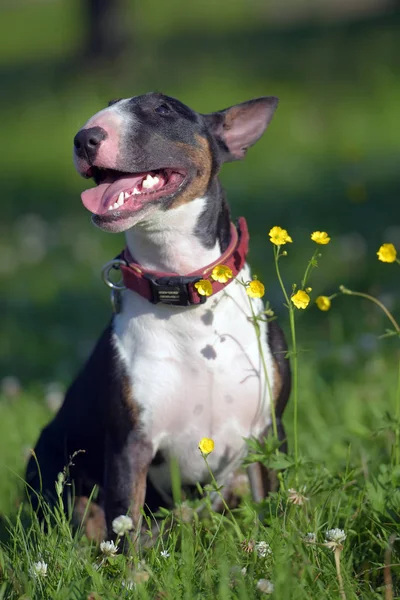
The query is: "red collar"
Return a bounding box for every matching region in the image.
[117,217,249,306]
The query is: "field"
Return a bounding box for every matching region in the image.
[0,2,400,598]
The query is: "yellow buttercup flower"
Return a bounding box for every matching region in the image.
[246,280,265,299]
[194,279,213,296]
[291,290,310,309]
[311,231,331,245]
[211,264,233,283]
[269,226,293,246]
[316,296,331,311]
[198,437,214,456]
[377,243,397,263]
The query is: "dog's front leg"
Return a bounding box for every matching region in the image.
[104,431,153,546]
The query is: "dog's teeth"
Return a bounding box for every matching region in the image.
[117,192,124,205]
[152,175,159,185]
[142,174,156,189]
[113,201,119,209]
[124,192,130,200]
[133,188,140,195]
[108,205,113,211]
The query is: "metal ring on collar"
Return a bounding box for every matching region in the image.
[101,259,127,290]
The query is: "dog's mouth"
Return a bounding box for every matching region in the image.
[81,167,186,216]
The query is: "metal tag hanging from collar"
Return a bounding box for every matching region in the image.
[101,259,127,314]
[110,288,122,314]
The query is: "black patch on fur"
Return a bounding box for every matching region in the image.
[26,326,113,511]
[26,324,148,524]
[194,179,231,251]
[127,93,199,124]
[26,324,176,531]
[151,451,165,466]
[267,319,291,453]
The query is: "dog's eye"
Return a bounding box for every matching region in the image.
[155,103,171,115]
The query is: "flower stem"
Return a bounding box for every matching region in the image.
[274,246,291,306]
[248,299,277,439]
[301,249,319,290]
[274,247,299,472]
[202,454,242,541]
[339,286,400,333]
[334,547,347,600]
[289,306,299,470]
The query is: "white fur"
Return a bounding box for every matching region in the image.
[113,197,275,499]
[83,98,133,129]
[124,197,221,273]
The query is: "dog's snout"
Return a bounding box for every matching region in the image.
[74,126,107,160]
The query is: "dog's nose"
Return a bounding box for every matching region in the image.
[74,126,107,160]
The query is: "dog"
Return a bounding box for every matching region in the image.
[26,92,291,542]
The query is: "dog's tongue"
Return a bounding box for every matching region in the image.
[81,183,110,215]
[81,172,166,215]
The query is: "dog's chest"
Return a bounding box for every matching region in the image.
[113,266,275,488]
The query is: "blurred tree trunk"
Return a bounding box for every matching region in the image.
[84,0,127,63]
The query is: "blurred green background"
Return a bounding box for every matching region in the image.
[1,1,400,511]
[2,0,400,383]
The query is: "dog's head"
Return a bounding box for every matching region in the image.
[74,92,278,232]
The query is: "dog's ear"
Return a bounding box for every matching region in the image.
[203,97,278,162]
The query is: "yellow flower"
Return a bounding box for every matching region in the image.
[211,264,233,283]
[316,296,331,311]
[291,290,310,309]
[246,280,265,299]
[269,226,293,246]
[377,243,397,263]
[194,279,213,296]
[311,231,331,245]
[198,437,214,455]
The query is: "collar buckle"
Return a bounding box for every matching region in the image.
[143,274,207,306]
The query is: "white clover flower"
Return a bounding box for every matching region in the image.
[304,532,317,544]
[160,550,170,558]
[255,541,272,558]
[112,515,133,535]
[325,528,346,544]
[30,561,48,578]
[324,528,347,551]
[256,578,274,594]
[100,540,118,556]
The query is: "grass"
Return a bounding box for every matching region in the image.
[1,258,400,597]
[0,352,399,598]
[1,1,400,597]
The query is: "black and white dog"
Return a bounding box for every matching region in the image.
[27,93,290,541]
